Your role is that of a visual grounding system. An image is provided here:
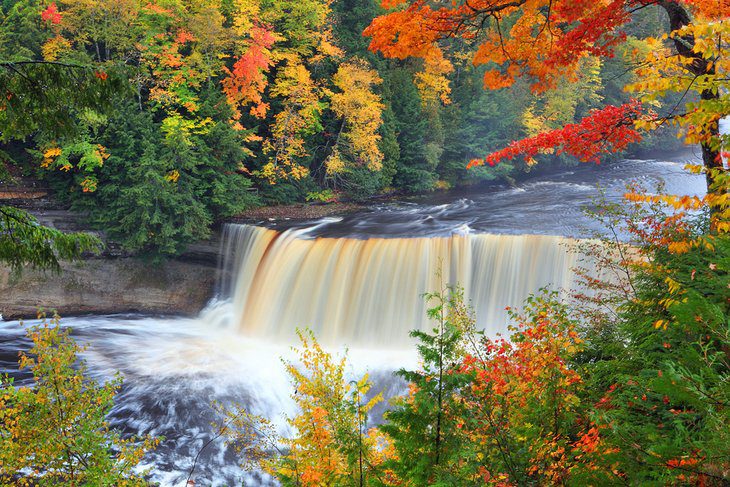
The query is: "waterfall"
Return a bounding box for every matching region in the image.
[217,224,589,347]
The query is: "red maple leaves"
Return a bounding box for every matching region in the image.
[469,100,645,168]
[41,2,62,25]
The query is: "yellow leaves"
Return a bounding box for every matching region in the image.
[633,118,662,131]
[160,114,213,146]
[259,61,322,181]
[329,59,385,172]
[664,277,682,294]
[325,148,345,175]
[165,169,180,183]
[624,191,704,211]
[41,35,72,61]
[269,329,382,486]
[42,147,62,168]
[414,49,453,106]
[39,142,109,193]
[684,163,704,175]
[1,317,155,484]
[625,168,730,237]
[715,220,730,233]
[667,240,692,254]
[97,144,110,162]
[624,18,729,152]
[230,0,262,37]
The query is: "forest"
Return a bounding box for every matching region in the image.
[0,0,729,485]
[0,0,687,259]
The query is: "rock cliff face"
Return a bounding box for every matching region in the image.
[1,179,223,320]
[0,256,217,320]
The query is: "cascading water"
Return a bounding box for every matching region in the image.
[0,152,707,485]
[216,224,590,346]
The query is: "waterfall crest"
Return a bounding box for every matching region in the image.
[218,224,588,347]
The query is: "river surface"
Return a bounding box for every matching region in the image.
[0,149,708,485]
[265,148,706,239]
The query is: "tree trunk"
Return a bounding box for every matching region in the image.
[700,91,723,192]
[658,1,725,193]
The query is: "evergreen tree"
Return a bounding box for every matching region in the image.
[378,286,471,484]
[385,67,434,193]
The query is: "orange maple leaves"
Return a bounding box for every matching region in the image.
[365,0,634,92]
[366,0,729,187]
[222,25,276,120]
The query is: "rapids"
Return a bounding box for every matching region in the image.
[0,149,707,485]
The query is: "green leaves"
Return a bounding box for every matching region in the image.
[0,61,129,141]
[379,285,472,485]
[0,316,158,485]
[0,205,101,272]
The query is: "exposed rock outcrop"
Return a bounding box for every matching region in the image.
[0,256,217,320]
[1,178,222,320]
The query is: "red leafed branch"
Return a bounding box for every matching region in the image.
[469,100,645,168]
[222,25,276,120]
[41,2,62,24]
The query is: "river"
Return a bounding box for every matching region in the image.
[0,149,707,485]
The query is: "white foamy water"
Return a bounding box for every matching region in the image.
[218,225,589,347]
[0,313,417,486]
[0,151,710,485]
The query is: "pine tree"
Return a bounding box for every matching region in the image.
[378,286,471,484]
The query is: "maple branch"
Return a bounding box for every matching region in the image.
[463,0,527,16]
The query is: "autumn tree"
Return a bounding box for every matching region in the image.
[324,59,385,191]
[267,330,383,487]
[454,292,608,485]
[0,315,158,485]
[572,187,730,484]
[364,0,729,193]
[6,0,262,258]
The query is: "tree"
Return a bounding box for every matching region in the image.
[364,0,729,193]
[63,97,259,259]
[456,292,603,485]
[377,286,472,485]
[323,59,385,195]
[0,60,121,271]
[0,315,158,485]
[575,191,730,485]
[267,329,383,487]
[384,67,435,192]
[0,205,101,273]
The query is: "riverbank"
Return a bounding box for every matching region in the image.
[0,177,220,320]
[233,201,366,221]
[0,256,216,321]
